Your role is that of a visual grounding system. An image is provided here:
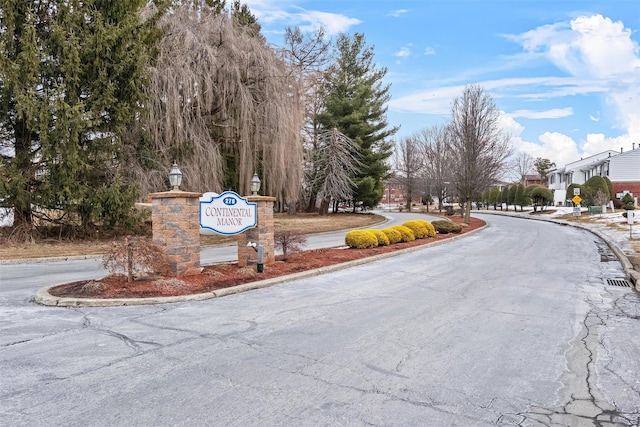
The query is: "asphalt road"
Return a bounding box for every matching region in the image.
[1,214,639,426]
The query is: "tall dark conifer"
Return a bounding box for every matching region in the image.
[0,0,167,236]
[318,33,397,210]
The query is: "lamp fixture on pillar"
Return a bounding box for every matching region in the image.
[169,161,182,191]
[250,172,261,196]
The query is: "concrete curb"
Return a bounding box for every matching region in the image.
[474,210,639,291]
[34,223,488,307]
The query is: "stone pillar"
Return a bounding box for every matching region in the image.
[237,196,276,268]
[150,191,202,276]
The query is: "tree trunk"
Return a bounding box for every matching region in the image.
[318,197,330,216]
[306,191,317,212]
[13,117,34,227]
[464,200,471,224]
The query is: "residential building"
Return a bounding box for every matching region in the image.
[547,146,640,206]
[381,177,422,208]
[522,174,545,187]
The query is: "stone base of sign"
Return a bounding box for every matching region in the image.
[237,196,276,268]
[150,190,202,276]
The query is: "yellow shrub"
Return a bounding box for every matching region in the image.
[381,228,402,244]
[369,229,390,246]
[402,220,436,238]
[345,230,379,249]
[392,225,415,242]
[423,221,436,237]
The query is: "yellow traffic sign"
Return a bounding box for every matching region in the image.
[572,195,582,205]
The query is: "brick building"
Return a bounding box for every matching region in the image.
[380,177,422,208]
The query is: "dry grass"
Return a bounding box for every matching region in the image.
[0,212,384,261]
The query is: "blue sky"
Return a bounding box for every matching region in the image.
[245,0,640,168]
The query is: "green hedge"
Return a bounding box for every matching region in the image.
[431,220,462,234]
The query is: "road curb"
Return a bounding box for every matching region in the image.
[34,222,488,307]
[475,210,639,291]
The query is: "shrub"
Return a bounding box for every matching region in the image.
[381,227,402,244]
[402,220,435,238]
[431,220,462,234]
[102,236,164,282]
[369,229,390,246]
[345,230,379,249]
[392,225,415,242]
[274,229,308,261]
[621,193,636,211]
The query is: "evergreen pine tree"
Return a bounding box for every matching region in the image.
[508,185,518,211]
[514,184,527,211]
[1,0,167,236]
[501,187,509,210]
[318,33,398,210]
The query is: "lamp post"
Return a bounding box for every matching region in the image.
[169,161,182,191]
[250,172,261,196]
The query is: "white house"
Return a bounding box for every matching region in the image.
[548,145,640,206]
[547,150,618,206]
[608,148,640,205]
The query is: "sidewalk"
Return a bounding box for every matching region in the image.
[474,206,640,290]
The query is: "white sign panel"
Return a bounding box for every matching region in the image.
[200,191,257,235]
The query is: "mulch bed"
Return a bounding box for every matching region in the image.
[48,215,484,299]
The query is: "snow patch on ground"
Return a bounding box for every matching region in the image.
[0,208,13,227]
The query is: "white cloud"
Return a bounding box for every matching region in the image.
[499,112,524,137]
[244,2,361,36]
[297,10,362,35]
[394,46,411,58]
[509,108,573,119]
[511,132,581,168]
[388,85,466,115]
[508,14,640,140]
[581,133,636,158]
[424,47,436,55]
[388,9,409,18]
[589,111,600,122]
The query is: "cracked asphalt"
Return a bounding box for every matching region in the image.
[1,214,639,426]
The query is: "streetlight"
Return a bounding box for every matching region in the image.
[250,172,261,195]
[169,161,182,191]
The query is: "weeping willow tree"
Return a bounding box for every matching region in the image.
[138,3,304,203]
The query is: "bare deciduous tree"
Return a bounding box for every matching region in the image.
[312,128,362,215]
[138,4,304,203]
[450,85,512,223]
[278,27,332,213]
[394,135,424,210]
[510,152,535,183]
[420,124,454,211]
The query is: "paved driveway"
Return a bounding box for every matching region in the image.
[1,214,639,426]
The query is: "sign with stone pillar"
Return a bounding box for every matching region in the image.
[150,191,202,276]
[237,196,276,268]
